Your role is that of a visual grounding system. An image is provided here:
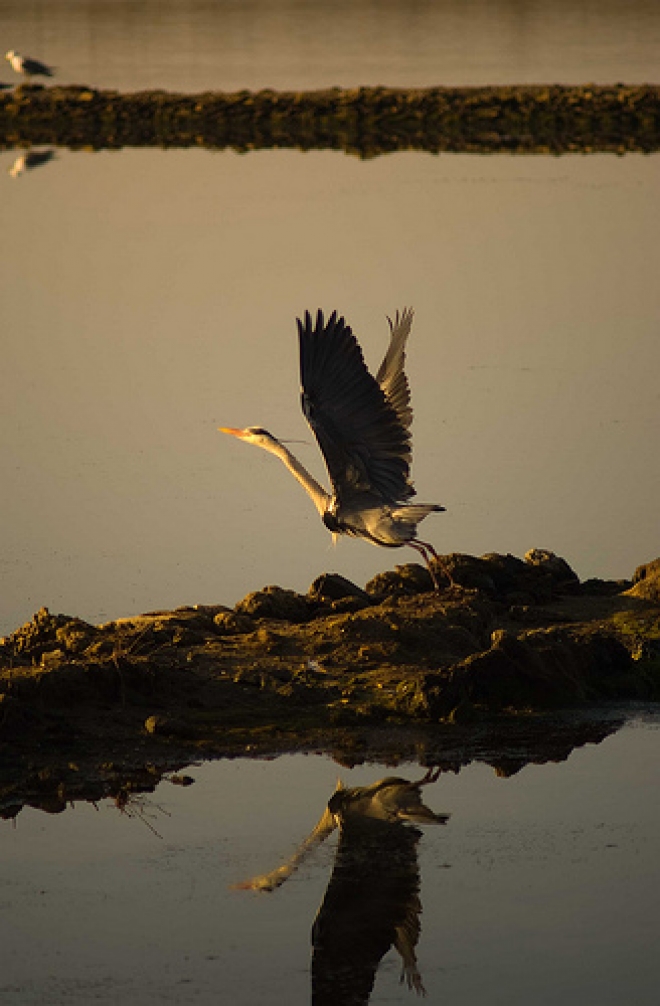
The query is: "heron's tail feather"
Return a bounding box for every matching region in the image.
[399,808,451,825]
[391,503,445,527]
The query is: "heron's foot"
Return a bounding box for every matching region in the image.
[434,559,458,590]
[400,963,427,997]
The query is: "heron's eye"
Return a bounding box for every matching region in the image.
[248,427,268,436]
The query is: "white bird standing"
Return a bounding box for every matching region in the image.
[221,308,446,590]
[5,50,55,81]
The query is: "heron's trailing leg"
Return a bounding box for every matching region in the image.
[407,541,441,592]
[409,540,455,592]
[416,766,442,786]
[419,538,458,588]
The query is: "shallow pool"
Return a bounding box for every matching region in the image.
[1,711,659,1004]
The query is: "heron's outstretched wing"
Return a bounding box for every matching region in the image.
[376,308,414,431]
[298,310,414,506]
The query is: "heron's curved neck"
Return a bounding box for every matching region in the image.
[270,441,331,517]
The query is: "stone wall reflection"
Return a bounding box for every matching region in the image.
[1,84,658,155]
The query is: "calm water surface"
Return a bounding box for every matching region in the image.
[2,148,659,632]
[1,0,659,90]
[1,713,660,1004]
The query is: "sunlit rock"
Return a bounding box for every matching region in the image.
[235,584,312,621]
[629,557,660,600]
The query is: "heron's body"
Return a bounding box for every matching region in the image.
[221,309,445,588]
[5,50,55,80]
[328,770,450,826]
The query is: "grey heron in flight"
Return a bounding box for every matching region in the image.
[221,309,446,590]
[5,50,55,81]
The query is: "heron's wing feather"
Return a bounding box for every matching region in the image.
[298,310,414,505]
[376,308,414,431]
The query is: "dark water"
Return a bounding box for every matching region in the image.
[2,713,660,1004]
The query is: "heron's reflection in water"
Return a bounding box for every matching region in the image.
[237,768,449,1003]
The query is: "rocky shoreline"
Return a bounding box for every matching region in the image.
[1,550,659,818]
[1,84,659,155]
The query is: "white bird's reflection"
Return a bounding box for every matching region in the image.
[9,149,56,178]
[236,768,449,1003]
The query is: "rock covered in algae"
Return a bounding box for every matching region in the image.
[1,550,659,763]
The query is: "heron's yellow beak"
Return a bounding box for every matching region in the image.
[218,426,244,437]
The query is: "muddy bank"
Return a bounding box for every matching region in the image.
[1,84,659,155]
[1,550,659,816]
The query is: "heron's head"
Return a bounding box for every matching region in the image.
[219,426,281,451]
[5,51,16,61]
